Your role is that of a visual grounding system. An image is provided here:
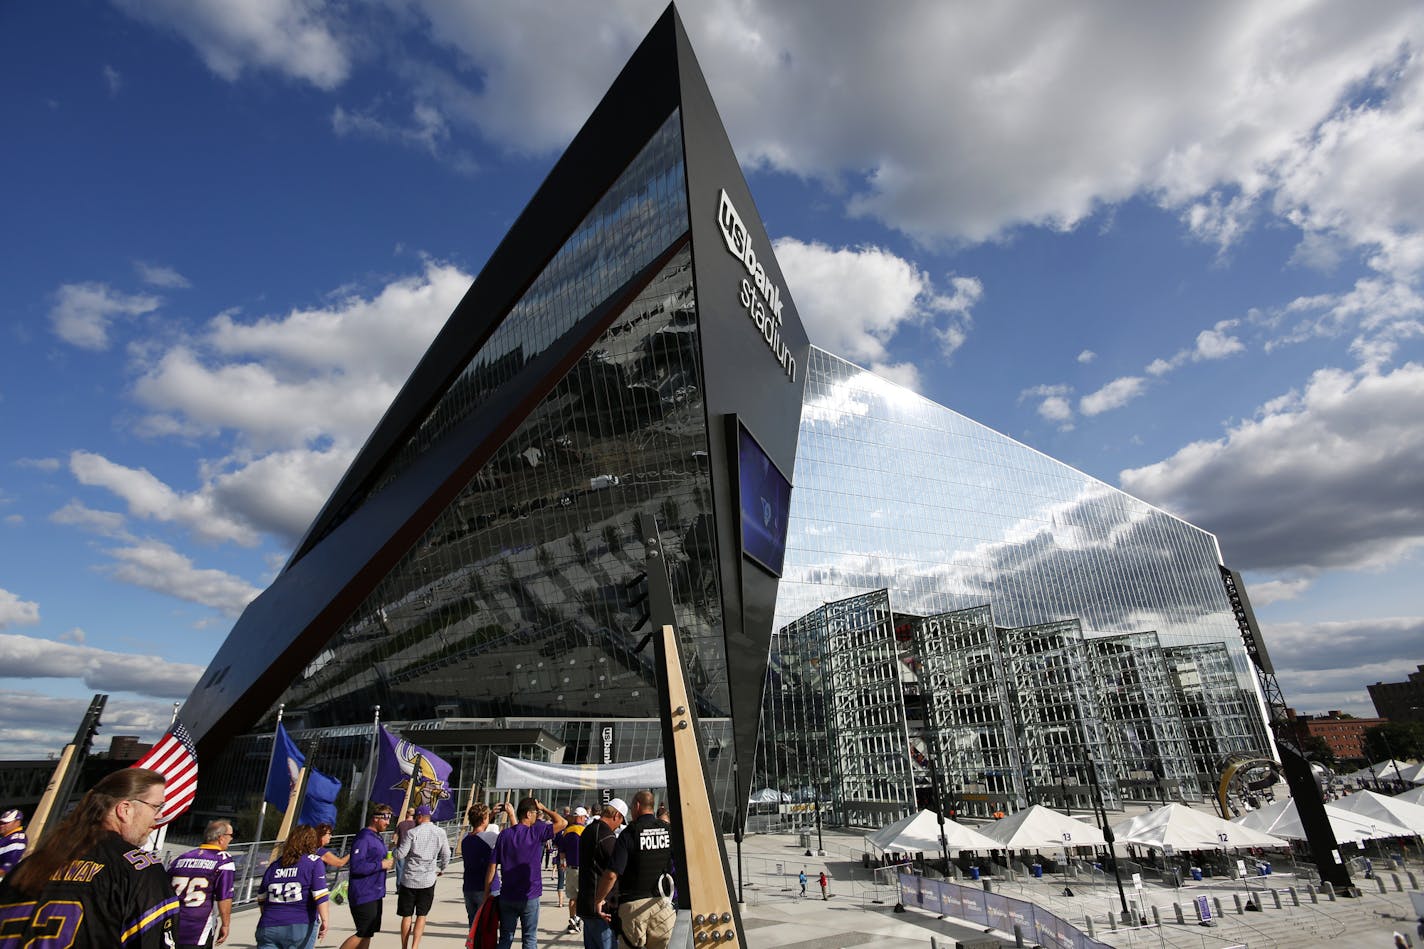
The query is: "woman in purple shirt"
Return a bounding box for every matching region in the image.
[256,826,330,949]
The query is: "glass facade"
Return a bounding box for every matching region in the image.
[754,349,1269,824]
[212,110,747,820]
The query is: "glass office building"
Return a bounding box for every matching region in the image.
[183,10,1268,832]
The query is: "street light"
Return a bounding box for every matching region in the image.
[1085,757,1131,924]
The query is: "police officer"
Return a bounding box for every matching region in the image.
[594,791,674,949]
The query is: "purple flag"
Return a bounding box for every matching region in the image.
[370,725,456,821]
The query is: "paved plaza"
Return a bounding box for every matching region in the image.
[219,827,1424,948]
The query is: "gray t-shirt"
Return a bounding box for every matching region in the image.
[394,821,450,889]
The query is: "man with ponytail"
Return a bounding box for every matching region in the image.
[0,767,179,947]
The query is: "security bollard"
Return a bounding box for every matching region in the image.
[1085,916,1095,938]
[1109,912,1118,932]
[1213,897,1224,918]
[982,879,992,894]
[1287,886,1299,906]
[1173,903,1184,925]
[1151,905,1161,926]
[1014,923,1025,947]
[1376,876,1388,894]
[1408,871,1418,890]
[1271,888,1281,909]
[1323,881,1336,901]
[1233,894,1243,914]
[1392,873,1403,892]
[1308,885,1318,904]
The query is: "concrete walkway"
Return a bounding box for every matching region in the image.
[219,828,1424,948]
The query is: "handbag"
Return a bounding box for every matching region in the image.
[465,897,498,949]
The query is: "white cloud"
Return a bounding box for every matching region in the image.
[49,282,160,350]
[0,691,180,758]
[101,539,261,616]
[1019,383,1075,429]
[70,451,259,546]
[0,634,203,699]
[102,64,122,96]
[15,457,61,471]
[1079,376,1147,416]
[1121,362,1424,572]
[1076,350,1096,364]
[331,103,462,165]
[1244,577,1314,606]
[1145,319,1247,376]
[135,261,191,288]
[50,500,132,539]
[111,0,350,90]
[0,588,40,627]
[773,238,981,372]
[1254,616,1424,716]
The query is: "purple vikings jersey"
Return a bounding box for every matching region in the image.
[168,844,235,945]
[257,853,328,928]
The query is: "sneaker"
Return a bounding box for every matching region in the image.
[567,920,580,933]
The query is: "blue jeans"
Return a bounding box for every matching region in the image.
[582,915,615,949]
[497,897,539,949]
[254,922,316,949]
[464,889,489,928]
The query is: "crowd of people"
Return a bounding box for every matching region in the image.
[0,771,677,949]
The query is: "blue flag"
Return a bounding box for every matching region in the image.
[299,767,342,827]
[370,725,455,821]
[264,723,306,811]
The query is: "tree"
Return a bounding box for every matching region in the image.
[1362,722,1424,762]
[1299,734,1337,771]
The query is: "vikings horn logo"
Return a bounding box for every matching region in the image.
[390,740,451,809]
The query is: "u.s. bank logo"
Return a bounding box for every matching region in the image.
[717,189,795,381]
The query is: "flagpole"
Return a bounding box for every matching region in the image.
[243,704,285,901]
[359,706,381,829]
[145,702,182,856]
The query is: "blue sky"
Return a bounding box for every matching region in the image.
[3,1,1422,757]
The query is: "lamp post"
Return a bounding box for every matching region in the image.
[814,797,825,856]
[1086,757,1130,923]
[929,757,949,871]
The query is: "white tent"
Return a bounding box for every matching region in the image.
[976,804,1107,850]
[1395,785,1424,807]
[1233,797,1413,844]
[1398,761,1424,785]
[1330,789,1424,837]
[747,787,789,804]
[1342,760,1414,785]
[866,809,999,855]
[1112,803,1286,850]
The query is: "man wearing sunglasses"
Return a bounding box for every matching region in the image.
[338,806,395,949]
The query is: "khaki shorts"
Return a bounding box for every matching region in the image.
[564,866,579,901]
[619,897,675,949]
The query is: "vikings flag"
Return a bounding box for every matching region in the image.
[371,725,455,821]
[264,723,306,811]
[298,767,342,827]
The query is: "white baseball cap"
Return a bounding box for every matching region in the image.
[607,798,629,821]
[0,809,22,824]
[574,806,589,817]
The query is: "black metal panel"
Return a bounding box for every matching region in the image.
[672,13,812,812]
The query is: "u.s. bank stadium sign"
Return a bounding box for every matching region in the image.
[718,190,796,381]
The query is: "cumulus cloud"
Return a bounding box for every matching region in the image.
[135,261,191,288]
[1076,350,1097,364]
[70,451,259,546]
[1079,376,1147,416]
[1244,577,1314,606]
[101,539,261,615]
[49,282,160,350]
[0,588,41,627]
[1264,276,1424,371]
[0,691,180,758]
[1146,319,1247,376]
[111,0,350,90]
[774,238,981,375]
[1121,362,1424,572]
[50,500,132,539]
[1256,616,1424,715]
[0,634,202,698]
[1019,383,1075,429]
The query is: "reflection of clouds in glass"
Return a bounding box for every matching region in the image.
[780,349,1247,683]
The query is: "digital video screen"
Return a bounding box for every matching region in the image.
[737,423,792,577]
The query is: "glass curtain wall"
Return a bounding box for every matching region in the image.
[996,620,1119,812]
[1165,643,1263,790]
[1086,633,1200,803]
[912,605,1021,819]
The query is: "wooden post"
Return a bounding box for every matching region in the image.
[24,746,76,857]
[272,766,308,854]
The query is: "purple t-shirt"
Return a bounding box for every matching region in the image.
[257,853,329,928]
[347,827,389,906]
[461,829,499,896]
[555,825,584,868]
[167,844,235,945]
[492,822,555,901]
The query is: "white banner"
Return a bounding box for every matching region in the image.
[494,755,666,790]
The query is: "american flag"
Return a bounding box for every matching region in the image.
[132,720,198,826]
